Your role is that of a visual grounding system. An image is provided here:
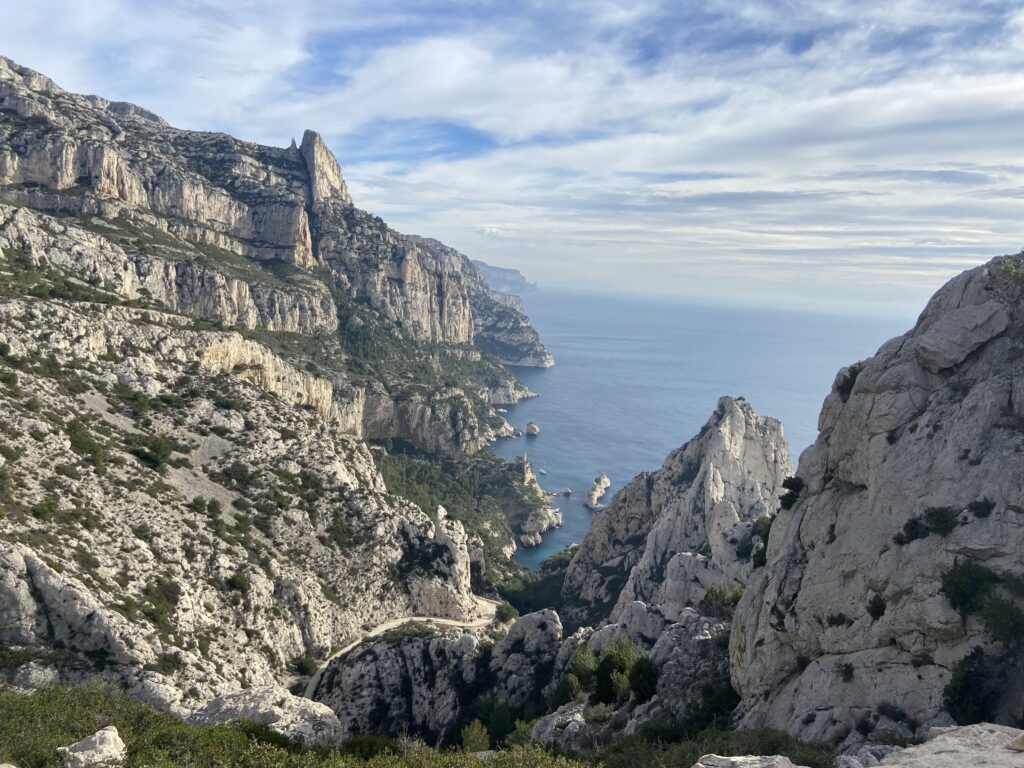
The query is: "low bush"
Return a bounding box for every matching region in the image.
[943,647,1004,725]
[697,587,744,619]
[0,683,584,767]
[495,602,520,622]
[940,559,999,616]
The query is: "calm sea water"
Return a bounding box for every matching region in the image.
[490,290,916,569]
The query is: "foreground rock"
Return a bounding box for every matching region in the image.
[582,472,610,510]
[844,723,1024,767]
[563,397,790,627]
[731,256,1024,744]
[58,726,125,768]
[692,758,807,768]
[189,688,342,747]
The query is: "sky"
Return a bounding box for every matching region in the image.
[3,1,1024,316]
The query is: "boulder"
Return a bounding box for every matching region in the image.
[188,687,343,748]
[58,726,126,768]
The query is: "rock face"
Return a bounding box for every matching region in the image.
[0,55,551,455]
[583,472,611,510]
[731,256,1024,745]
[309,611,562,745]
[58,726,126,768]
[189,687,343,747]
[563,397,791,628]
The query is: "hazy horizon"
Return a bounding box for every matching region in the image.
[4,1,1023,316]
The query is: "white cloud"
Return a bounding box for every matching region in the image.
[2,0,1024,314]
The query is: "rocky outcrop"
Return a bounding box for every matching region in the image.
[562,398,790,628]
[731,256,1024,745]
[189,688,343,747]
[583,472,611,510]
[309,610,562,745]
[517,456,561,547]
[58,726,126,768]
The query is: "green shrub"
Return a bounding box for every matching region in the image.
[0,683,588,767]
[461,718,490,752]
[698,587,744,619]
[337,734,398,758]
[980,597,1024,647]
[569,643,598,689]
[968,498,995,518]
[923,507,959,535]
[554,673,582,706]
[593,635,640,704]
[940,559,999,616]
[826,613,849,627]
[943,647,1003,725]
[838,663,854,682]
[495,602,519,622]
[226,570,250,594]
[866,594,886,621]
[67,419,108,473]
[629,656,659,703]
[124,433,174,471]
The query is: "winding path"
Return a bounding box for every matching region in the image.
[302,595,501,699]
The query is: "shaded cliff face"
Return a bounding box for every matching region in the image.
[731,255,1024,745]
[0,55,550,453]
[561,397,791,629]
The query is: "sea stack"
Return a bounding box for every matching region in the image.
[583,472,611,509]
[526,421,541,436]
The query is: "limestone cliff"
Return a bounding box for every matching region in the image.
[731,255,1024,745]
[561,397,791,628]
[0,54,550,454]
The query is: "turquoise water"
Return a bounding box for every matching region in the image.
[490,290,916,569]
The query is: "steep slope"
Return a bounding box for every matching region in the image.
[0,55,551,454]
[561,397,791,628]
[731,255,1024,745]
[0,296,481,713]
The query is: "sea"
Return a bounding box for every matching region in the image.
[489,290,917,569]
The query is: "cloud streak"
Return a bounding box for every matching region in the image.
[3,0,1024,315]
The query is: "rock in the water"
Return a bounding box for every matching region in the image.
[526,421,541,436]
[58,726,126,768]
[731,256,1024,744]
[583,472,611,510]
[189,688,343,747]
